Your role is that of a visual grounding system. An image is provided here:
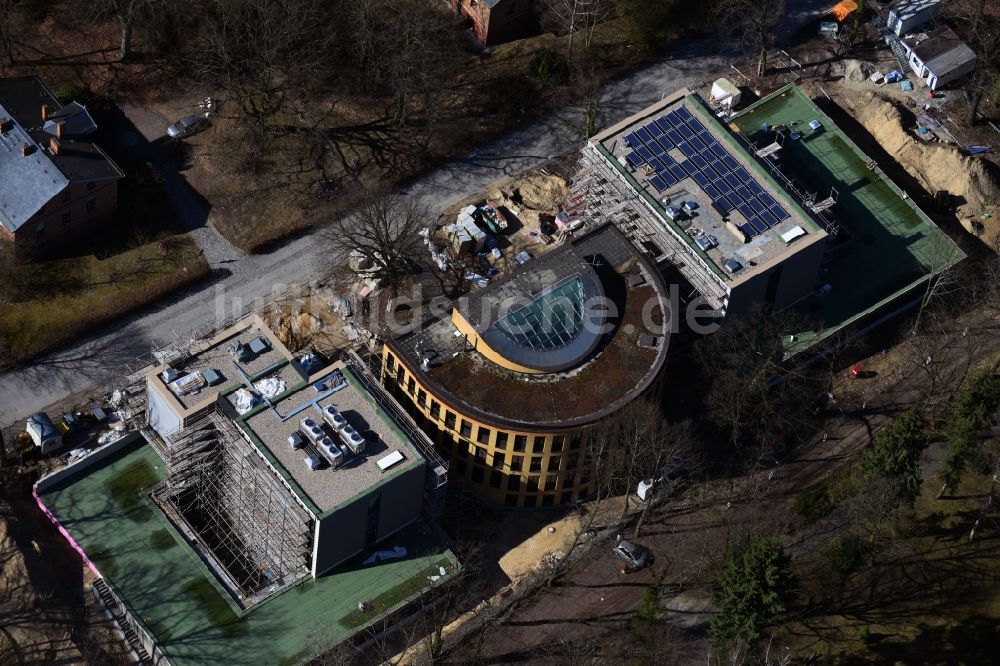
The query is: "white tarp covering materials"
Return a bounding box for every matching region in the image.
[233,388,259,414]
[254,377,286,399]
[780,225,807,244]
[169,371,206,396]
[419,228,450,271]
[364,546,407,565]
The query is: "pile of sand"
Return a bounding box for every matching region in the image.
[271,312,322,349]
[487,173,569,217]
[842,59,874,83]
[857,91,1000,247]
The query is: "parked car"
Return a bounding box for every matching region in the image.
[167,114,208,139]
[613,536,652,572]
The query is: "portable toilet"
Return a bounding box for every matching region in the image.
[26,412,62,454]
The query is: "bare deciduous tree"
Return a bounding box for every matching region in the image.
[545,0,612,63]
[319,195,430,302]
[191,0,327,135]
[715,0,787,78]
[693,307,817,452]
[90,0,153,61]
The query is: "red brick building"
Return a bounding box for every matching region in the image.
[452,0,535,46]
[0,76,124,258]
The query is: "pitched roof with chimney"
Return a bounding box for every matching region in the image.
[0,76,123,234]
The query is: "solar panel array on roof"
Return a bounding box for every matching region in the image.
[621,103,790,239]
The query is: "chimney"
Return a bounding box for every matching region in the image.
[0,118,11,133]
[20,144,32,156]
[56,122,64,139]
[49,136,59,155]
[41,104,48,122]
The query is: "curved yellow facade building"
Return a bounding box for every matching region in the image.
[380,224,670,508]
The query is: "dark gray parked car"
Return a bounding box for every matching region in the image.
[167,114,208,139]
[613,536,652,572]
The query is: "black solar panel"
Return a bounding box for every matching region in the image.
[691,154,708,170]
[771,205,790,222]
[692,171,710,189]
[650,157,666,172]
[704,183,721,200]
[666,129,683,145]
[725,193,742,210]
[637,145,654,162]
[636,127,653,144]
[679,142,697,158]
[708,163,726,180]
[650,175,667,192]
[690,136,706,152]
[660,153,675,167]
[724,174,741,190]
[625,152,642,169]
[679,125,696,140]
[646,122,664,138]
[665,111,681,126]
[748,181,764,196]
[759,192,777,208]
[662,170,677,187]
[669,164,685,182]
[751,217,768,234]
[716,198,735,214]
[735,166,752,183]
[656,137,673,152]
[736,185,753,202]
[761,210,778,228]
[740,222,757,238]
[624,132,639,148]
[711,144,727,159]
[676,106,693,122]
[723,155,740,171]
[655,118,671,135]
[737,203,755,220]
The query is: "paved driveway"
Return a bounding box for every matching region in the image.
[0,1,834,425]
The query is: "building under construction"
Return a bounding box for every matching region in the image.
[142,315,448,607]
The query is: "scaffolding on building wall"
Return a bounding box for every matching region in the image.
[153,412,314,604]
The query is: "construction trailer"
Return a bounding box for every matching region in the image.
[26,412,62,454]
[886,0,941,37]
[901,25,977,90]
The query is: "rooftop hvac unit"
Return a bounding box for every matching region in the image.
[300,417,326,444]
[340,426,366,455]
[320,437,344,468]
[288,431,306,450]
[321,405,347,431]
[304,454,322,471]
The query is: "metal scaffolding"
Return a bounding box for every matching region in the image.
[155,412,314,603]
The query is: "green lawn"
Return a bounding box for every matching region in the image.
[0,234,208,363]
[39,439,458,666]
